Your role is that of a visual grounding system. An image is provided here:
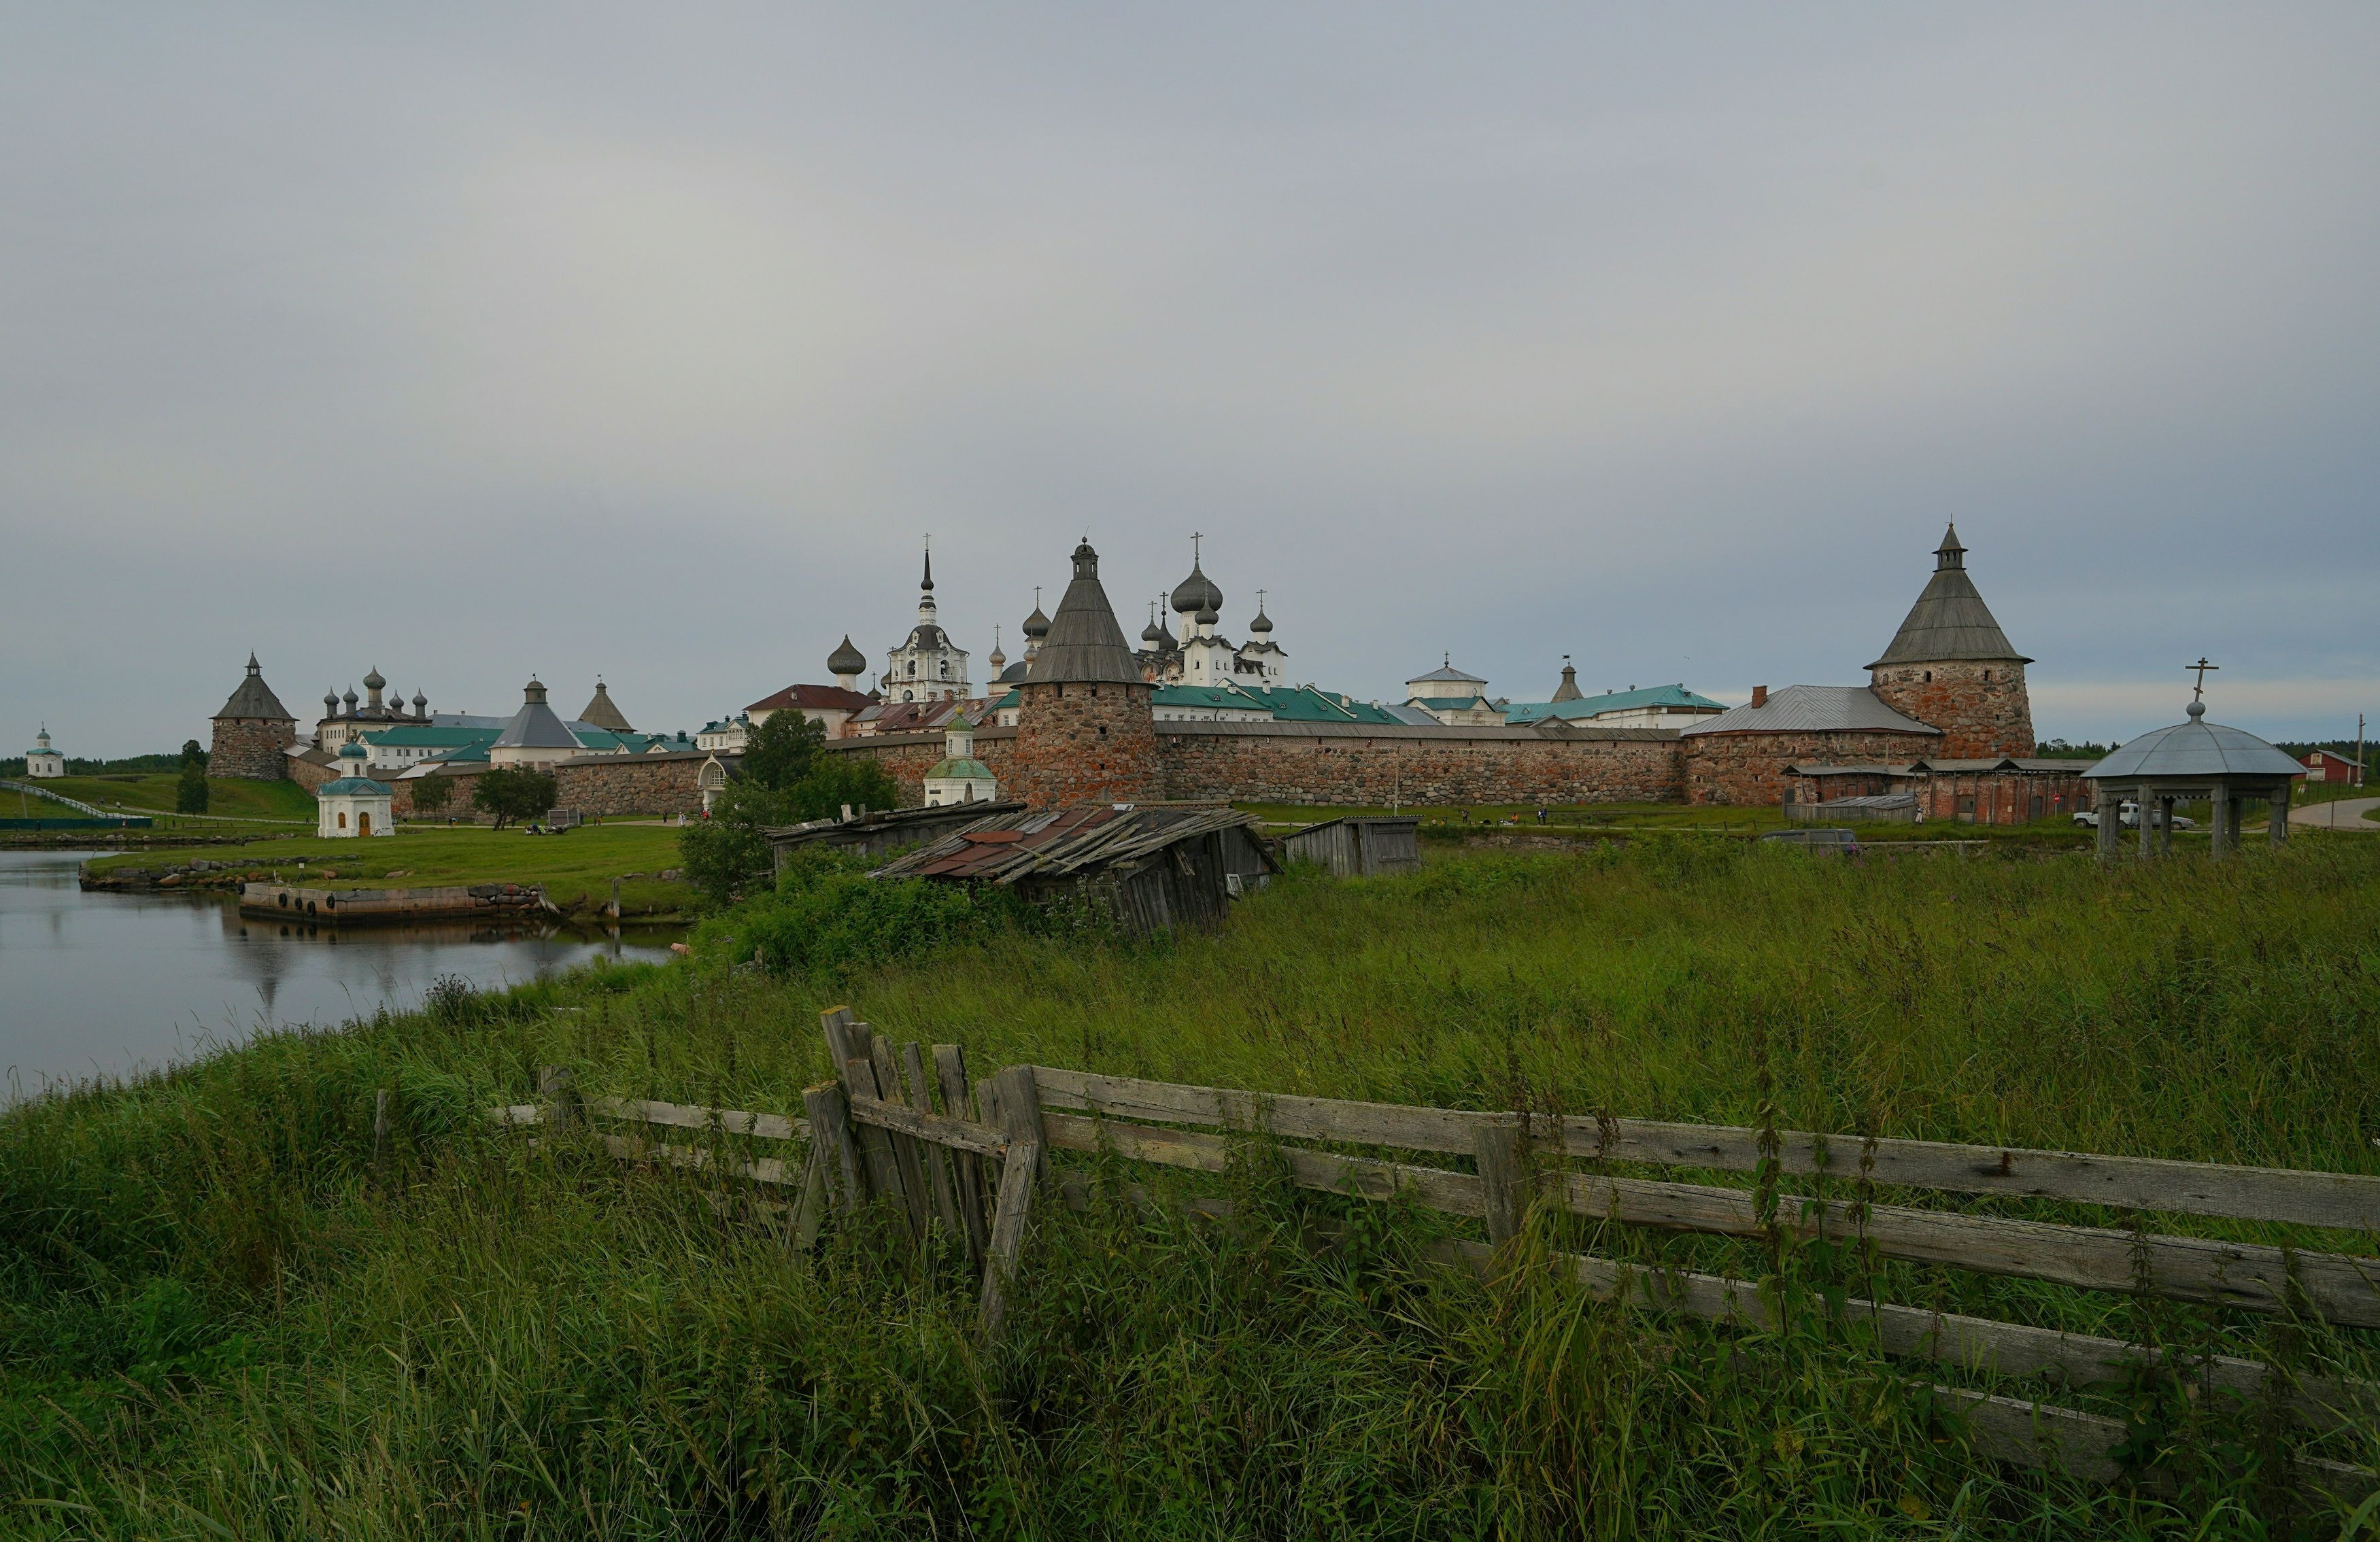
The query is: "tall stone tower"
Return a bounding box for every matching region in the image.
[209,653,298,780]
[1008,539,1160,809]
[1867,525,2035,759]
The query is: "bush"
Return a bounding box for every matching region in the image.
[694,846,1033,976]
[678,758,902,906]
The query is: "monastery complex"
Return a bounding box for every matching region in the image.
[194,525,2094,826]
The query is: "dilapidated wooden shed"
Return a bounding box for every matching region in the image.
[1274,815,1422,877]
[870,804,1274,934]
[768,801,1027,873]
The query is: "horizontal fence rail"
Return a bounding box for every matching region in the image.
[483,1020,2380,1504]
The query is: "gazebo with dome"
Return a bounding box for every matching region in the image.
[2083,666,2302,863]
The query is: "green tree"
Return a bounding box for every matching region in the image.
[678,753,902,905]
[179,739,208,770]
[409,774,452,815]
[174,760,210,814]
[472,768,557,829]
[741,710,827,791]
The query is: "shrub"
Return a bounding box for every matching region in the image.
[678,759,902,906]
[693,846,1032,977]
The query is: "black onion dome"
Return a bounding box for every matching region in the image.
[342,686,359,708]
[1248,606,1272,635]
[1170,560,1223,617]
[1021,605,1051,640]
[828,634,868,676]
[362,666,386,691]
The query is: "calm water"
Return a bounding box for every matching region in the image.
[0,849,682,1093]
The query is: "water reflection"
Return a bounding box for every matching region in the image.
[0,849,683,1094]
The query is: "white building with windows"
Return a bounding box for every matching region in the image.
[882,547,971,704]
[1404,658,1504,725]
[488,678,583,770]
[316,742,395,837]
[921,719,999,806]
[22,725,65,778]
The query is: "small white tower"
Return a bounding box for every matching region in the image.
[922,716,999,806]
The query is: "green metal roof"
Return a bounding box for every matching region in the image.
[925,757,996,781]
[1504,683,1725,725]
[318,776,393,796]
[361,725,500,749]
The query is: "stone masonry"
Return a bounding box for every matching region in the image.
[1868,661,2035,760]
[1006,680,1162,808]
[209,716,294,781]
[1157,723,1684,806]
[1683,730,1938,807]
[554,754,710,817]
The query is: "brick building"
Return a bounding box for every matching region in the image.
[209,654,299,780]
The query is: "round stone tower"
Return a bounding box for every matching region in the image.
[1867,525,2035,759]
[1008,539,1159,808]
[209,652,299,781]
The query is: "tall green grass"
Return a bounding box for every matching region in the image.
[4,838,2378,1537]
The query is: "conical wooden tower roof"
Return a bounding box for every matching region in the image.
[1025,541,1143,685]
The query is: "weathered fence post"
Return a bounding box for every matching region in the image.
[870,1037,934,1237]
[538,1065,578,1131]
[936,1044,991,1260]
[903,1042,967,1244]
[823,1009,911,1217]
[1474,1118,1528,1248]
[981,1064,1044,1338]
[802,1082,864,1212]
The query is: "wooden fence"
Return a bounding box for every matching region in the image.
[490,1009,2380,1503]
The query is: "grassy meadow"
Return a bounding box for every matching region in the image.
[86,823,698,918]
[4,838,2378,1537]
[23,772,318,823]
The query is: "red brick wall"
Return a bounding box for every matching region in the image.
[1156,726,1684,806]
[1684,730,1939,806]
[209,717,294,781]
[1869,662,2034,759]
[1008,681,1161,808]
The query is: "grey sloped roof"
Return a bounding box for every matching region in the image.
[578,681,632,732]
[1679,685,1939,738]
[1868,525,2030,668]
[1025,541,1144,685]
[216,654,294,721]
[2084,705,2303,781]
[492,681,581,749]
[1408,662,1488,684]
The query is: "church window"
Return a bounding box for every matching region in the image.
[337,812,347,829]
[906,662,917,677]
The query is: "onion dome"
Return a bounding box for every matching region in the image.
[1248,606,1272,636]
[342,686,358,709]
[411,689,427,711]
[1021,603,1051,640]
[338,740,367,762]
[1170,559,1223,617]
[323,691,338,716]
[1195,604,1219,627]
[362,666,385,691]
[828,634,868,677]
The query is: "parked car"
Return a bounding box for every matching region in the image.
[2072,802,2194,830]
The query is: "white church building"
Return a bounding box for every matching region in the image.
[316,742,396,838]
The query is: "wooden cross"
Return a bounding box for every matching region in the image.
[2189,657,2220,702]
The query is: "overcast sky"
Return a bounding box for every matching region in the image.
[5,5,2375,758]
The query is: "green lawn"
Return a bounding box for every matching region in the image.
[86,822,696,917]
[28,772,317,821]
[5,840,2377,1534]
